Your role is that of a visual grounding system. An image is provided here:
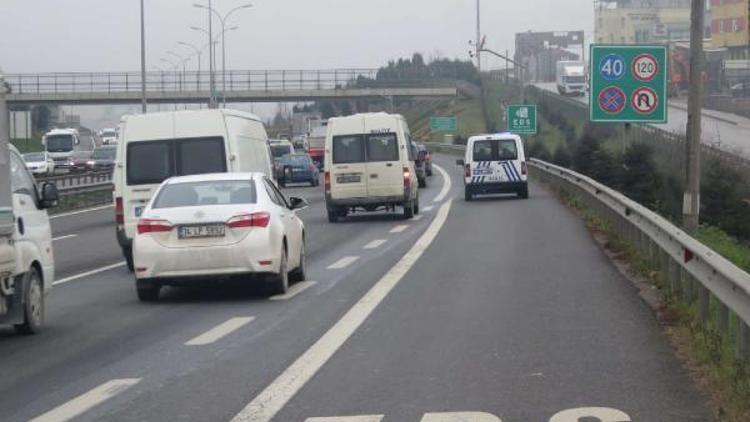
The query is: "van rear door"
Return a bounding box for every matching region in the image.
[364,116,403,198]
[330,134,367,199]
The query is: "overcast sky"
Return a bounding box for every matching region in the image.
[1,0,593,73]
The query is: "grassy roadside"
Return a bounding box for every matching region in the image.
[11,138,44,153]
[696,227,750,274]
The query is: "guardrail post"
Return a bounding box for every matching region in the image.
[738,322,750,361]
[36,75,40,94]
[669,259,682,298]
[317,70,321,90]
[682,268,695,304]
[264,71,268,91]
[717,302,729,334]
[698,285,710,323]
[126,73,129,91]
[282,70,286,90]
[300,70,303,89]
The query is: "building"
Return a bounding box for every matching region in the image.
[514,31,585,82]
[595,0,691,44]
[711,0,750,59]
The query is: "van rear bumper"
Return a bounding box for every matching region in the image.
[326,193,409,208]
[467,181,527,195]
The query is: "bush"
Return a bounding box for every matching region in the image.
[620,143,662,208]
[702,158,750,240]
[552,145,572,167]
[573,131,619,187]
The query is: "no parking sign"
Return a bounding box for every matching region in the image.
[590,45,667,123]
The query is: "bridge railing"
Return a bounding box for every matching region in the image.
[3,69,456,95]
[426,142,750,360]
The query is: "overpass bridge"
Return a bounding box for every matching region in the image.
[2,68,458,106]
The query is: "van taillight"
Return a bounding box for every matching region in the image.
[464,164,471,178]
[324,172,331,193]
[403,167,411,188]
[521,162,528,175]
[115,197,124,225]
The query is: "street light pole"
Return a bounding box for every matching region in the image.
[683,0,706,233]
[140,0,147,113]
[179,41,203,90]
[476,0,481,71]
[207,0,216,108]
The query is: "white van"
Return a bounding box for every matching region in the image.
[458,133,529,201]
[43,128,80,169]
[113,109,274,271]
[0,145,58,334]
[324,113,419,222]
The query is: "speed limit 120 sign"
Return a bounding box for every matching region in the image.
[590,45,667,123]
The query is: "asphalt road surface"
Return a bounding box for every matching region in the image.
[535,82,750,159]
[0,154,711,422]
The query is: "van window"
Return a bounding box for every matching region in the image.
[332,135,365,164]
[472,139,518,161]
[126,137,227,185]
[366,133,399,162]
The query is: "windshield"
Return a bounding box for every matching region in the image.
[564,76,585,84]
[45,135,74,152]
[102,131,117,137]
[271,145,293,158]
[92,148,116,160]
[71,151,92,159]
[153,180,257,209]
[23,153,46,162]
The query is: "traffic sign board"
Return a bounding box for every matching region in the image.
[430,116,457,132]
[507,105,537,134]
[590,45,667,123]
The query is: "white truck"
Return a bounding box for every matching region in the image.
[556,61,586,96]
[0,74,59,334]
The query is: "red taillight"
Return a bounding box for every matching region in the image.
[115,197,124,225]
[464,164,471,178]
[226,212,271,229]
[137,218,172,234]
[521,162,528,176]
[403,167,411,188]
[324,172,331,193]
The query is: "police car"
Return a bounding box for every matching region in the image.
[456,133,528,201]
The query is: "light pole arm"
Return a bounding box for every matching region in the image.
[478,48,527,70]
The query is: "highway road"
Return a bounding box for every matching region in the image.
[535,82,750,159]
[0,154,711,421]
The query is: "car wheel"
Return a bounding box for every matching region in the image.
[14,267,44,335]
[124,247,135,272]
[465,186,473,202]
[519,185,529,199]
[289,238,306,283]
[270,247,289,295]
[415,194,420,215]
[136,278,160,302]
[327,207,338,223]
[418,178,426,188]
[403,199,414,219]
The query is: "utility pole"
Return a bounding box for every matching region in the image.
[683,0,705,233]
[476,0,481,71]
[208,0,217,108]
[140,0,147,113]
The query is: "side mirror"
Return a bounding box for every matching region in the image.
[39,182,59,209]
[456,159,464,166]
[288,196,309,211]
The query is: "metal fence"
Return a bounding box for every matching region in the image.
[2,69,456,96]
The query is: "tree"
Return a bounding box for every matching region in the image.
[620,143,661,208]
[31,105,51,132]
[702,158,750,240]
[552,144,572,167]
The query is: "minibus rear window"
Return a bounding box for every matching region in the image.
[127,137,227,185]
[332,135,365,164]
[366,133,399,162]
[472,139,518,161]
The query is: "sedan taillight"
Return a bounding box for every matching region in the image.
[226,212,271,229]
[137,218,173,234]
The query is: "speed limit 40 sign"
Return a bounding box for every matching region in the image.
[590,45,667,123]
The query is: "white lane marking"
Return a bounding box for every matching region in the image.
[52,234,78,242]
[422,205,434,212]
[230,200,453,422]
[306,417,384,422]
[185,317,255,346]
[421,412,502,422]
[413,215,424,221]
[29,378,141,422]
[389,224,409,233]
[53,262,126,286]
[363,239,387,250]
[432,164,452,203]
[269,281,317,301]
[50,204,113,220]
[327,256,359,270]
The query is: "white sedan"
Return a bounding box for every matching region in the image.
[22,152,55,176]
[133,173,308,301]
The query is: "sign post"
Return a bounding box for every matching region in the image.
[589,45,668,123]
[507,105,537,134]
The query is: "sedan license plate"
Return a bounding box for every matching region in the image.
[336,174,361,184]
[178,224,226,239]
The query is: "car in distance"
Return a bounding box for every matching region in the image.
[269,140,296,180]
[417,144,433,176]
[67,151,93,173]
[22,152,56,176]
[411,144,427,188]
[87,146,117,172]
[100,128,118,145]
[324,112,419,222]
[132,173,308,301]
[458,133,529,201]
[277,153,320,187]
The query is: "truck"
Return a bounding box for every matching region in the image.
[0,73,59,334]
[556,61,586,96]
[306,124,327,169]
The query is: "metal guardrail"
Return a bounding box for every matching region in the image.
[2,69,458,96]
[425,142,750,359]
[37,171,112,190]
[35,172,113,212]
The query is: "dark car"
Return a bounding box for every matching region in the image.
[67,150,92,173]
[731,81,750,98]
[87,146,117,172]
[411,144,427,188]
[417,144,433,176]
[277,153,320,187]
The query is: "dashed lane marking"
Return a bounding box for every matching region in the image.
[29,378,141,422]
[269,281,317,301]
[185,317,256,346]
[363,239,387,250]
[53,262,126,286]
[326,256,360,270]
[389,225,409,233]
